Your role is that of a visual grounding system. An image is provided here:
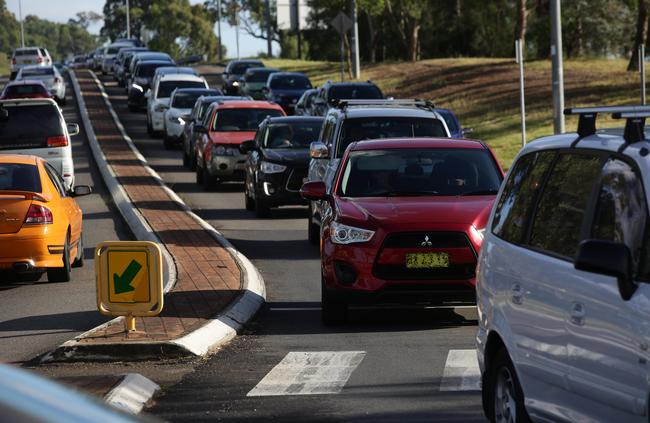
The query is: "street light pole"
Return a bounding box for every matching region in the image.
[550,0,565,134]
[19,0,25,48]
[351,0,360,79]
[126,0,130,39]
[265,0,272,57]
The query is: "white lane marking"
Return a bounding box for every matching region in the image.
[247,351,366,397]
[440,349,481,391]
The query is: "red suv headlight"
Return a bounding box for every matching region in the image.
[330,221,375,244]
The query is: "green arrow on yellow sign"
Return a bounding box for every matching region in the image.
[113,259,142,294]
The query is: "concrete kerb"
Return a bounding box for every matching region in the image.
[44,70,266,361]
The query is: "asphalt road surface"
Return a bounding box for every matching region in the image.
[99,72,485,422]
[0,77,131,364]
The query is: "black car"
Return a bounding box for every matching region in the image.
[312,80,384,116]
[295,88,319,116]
[241,116,324,217]
[182,95,252,169]
[263,72,313,115]
[127,60,174,111]
[222,60,264,95]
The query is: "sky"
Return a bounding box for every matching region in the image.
[6,0,277,58]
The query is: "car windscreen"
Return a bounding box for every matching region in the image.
[270,75,311,90]
[136,63,167,78]
[21,68,54,77]
[0,163,42,192]
[337,117,448,156]
[0,105,63,149]
[328,85,382,101]
[172,91,218,108]
[230,62,262,75]
[158,81,205,98]
[245,70,275,83]
[15,49,39,56]
[339,148,503,197]
[5,84,48,95]
[212,108,284,132]
[263,121,323,149]
[107,46,124,54]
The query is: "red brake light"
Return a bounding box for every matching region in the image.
[37,57,43,63]
[47,135,68,147]
[11,57,16,65]
[54,77,61,84]
[25,204,53,225]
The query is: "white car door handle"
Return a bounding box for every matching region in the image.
[570,302,586,326]
[511,284,523,305]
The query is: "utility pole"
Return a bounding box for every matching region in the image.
[265,0,272,57]
[126,0,131,39]
[641,44,647,104]
[217,0,223,61]
[235,6,240,60]
[351,0,360,79]
[550,0,565,134]
[19,0,24,48]
[296,0,302,60]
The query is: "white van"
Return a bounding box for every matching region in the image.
[0,99,78,189]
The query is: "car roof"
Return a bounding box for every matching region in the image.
[154,66,198,76]
[14,47,42,52]
[198,95,250,104]
[0,98,58,107]
[266,116,324,124]
[0,154,41,165]
[334,106,443,119]
[215,100,283,110]
[135,52,171,58]
[136,60,174,67]
[172,88,220,95]
[4,79,47,87]
[270,72,308,78]
[326,81,377,87]
[246,67,278,73]
[20,65,54,70]
[159,73,205,82]
[349,138,486,151]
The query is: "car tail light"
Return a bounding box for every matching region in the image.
[47,135,68,147]
[25,204,53,225]
[54,77,61,84]
[37,57,43,63]
[11,57,16,65]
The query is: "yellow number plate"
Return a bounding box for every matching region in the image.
[405,252,450,269]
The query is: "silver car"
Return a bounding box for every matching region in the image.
[15,66,66,105]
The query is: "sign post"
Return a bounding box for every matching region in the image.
[515,39,526,147]
[330,12,353,82]
[95,241,164,333]
[640,44,646,105]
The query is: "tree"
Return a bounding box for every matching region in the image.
[384,0,425,61]
[514,0,527,47]
[101,0,152,41]
[629,0,648,70]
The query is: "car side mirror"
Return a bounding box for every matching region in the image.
[239,139,256,154]
[574,239,636,301]
[462,127,474,137]
[72,185,92,197]
[262,86,270,93]
[309,141,329,159]
[300,181,327,201]
[67,123,80,136]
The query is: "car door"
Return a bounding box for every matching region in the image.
[44,163,79,246]
[248,122,265,195]
[566,156,650,422]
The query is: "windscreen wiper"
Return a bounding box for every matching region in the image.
[459,190,499,196]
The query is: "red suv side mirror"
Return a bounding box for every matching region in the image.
[300,181,327,200]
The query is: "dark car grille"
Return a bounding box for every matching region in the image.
[373,231,477,281]
[286,167,307,191]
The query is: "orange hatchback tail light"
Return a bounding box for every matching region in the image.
[24,204,53,225]
[47,135,68,147]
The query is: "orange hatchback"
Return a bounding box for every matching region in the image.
[0,155,91,282]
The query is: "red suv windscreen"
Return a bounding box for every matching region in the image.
[339,148,502,197]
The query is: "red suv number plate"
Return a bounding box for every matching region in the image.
[405,252,450,269]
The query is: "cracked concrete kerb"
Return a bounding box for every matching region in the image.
[43,71,266,362]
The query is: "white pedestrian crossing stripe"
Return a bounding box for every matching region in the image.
[247,351,366,397]
[439,349,481,391]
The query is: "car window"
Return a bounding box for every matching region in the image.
[21,67,54,77]
[328,85,383,101]
[269,75,312,90]
[336,117,447,157]
[492,151,555,244]
[245,70,276,83]
[528,152,603,258]
[320,116,335,144]
[263,121,323,149]
[0,104,64,149]
[39,48,47,57]
[135,63,166,78]
[5,83,48,96]
[212,108,284,132]
[44,162,67,197]
[230,62,263,75]
[590,158,649,277]
[157,81,206,99]
[0,163,42,192]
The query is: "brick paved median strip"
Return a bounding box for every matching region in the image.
[45,70,264,360]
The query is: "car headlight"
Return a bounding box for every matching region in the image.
[213,145,236,156]
[131,83,143,92]
[232,80,240,87]
[330,222,375,244]
[177,117,186,125]
[260,161,287,174]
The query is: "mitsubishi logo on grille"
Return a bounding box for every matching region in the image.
[421,235,432,247]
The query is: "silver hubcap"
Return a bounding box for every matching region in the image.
[494,366,517,423]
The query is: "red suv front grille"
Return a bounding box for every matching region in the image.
[373,231,477,281]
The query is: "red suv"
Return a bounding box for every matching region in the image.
[301,138,504,324]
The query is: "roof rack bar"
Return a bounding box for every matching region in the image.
[564,105,650,115]
[335,98,436,111]
[612,112,650,119]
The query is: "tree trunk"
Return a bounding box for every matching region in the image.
[629,0,649,71]
[535,0,550,59]
[365,12,376,63]
[514,0,526,45]
[345,33,353,79]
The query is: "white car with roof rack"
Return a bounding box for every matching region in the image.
[9,47,52,80]
[477,104,650,423]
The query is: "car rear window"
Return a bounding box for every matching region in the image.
[263,121,323,148]
[5,84,48,96]
[107,46,123,54]
[172,90,219,108]
[14,49,39,56]
[0,104,63,149]
[212,108,284,131]
[329,85,383,101]
[21,68,54,77]
[158,81,206,98]
[230,62,263,75]
[0,163,42,192]
[245,69,276,83]
[337,117,448,156]
[135,63,167,78]
[270,75,312,90]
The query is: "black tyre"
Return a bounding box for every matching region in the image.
[189,149,197,171]
[202,165,217,191]
[245,189,255,211]
[147,118,154,137]
[196,163,203,185]
[47,233,71,283]
[321,279,347,325]
[163,136,174,150]
[308,210,320,245]
[72,232,84,268]
[484,348,531,423]
[255,194,271,218]
[182,149,190,167]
